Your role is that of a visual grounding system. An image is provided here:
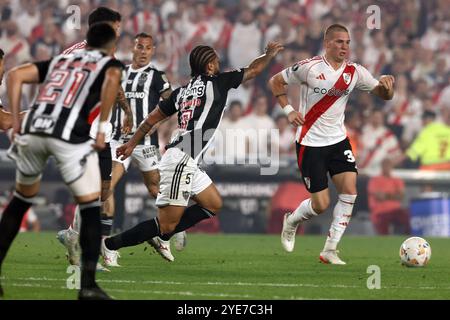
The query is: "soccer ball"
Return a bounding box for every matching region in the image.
[399,237,431,267]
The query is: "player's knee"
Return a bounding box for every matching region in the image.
[159,221,178,234]
[312,198,330,214]
[206,195,223,215]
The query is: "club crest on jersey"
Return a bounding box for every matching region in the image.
[138,73,148,85]
[303,177,311,190]
[343,72,352,85]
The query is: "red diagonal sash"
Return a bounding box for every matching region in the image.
[299,64,356,144]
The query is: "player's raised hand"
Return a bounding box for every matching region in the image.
[92,132,106,151]
[116,142,134,161]
[379,75,395,91]
[265,41,284,58]
[288,111,305,127]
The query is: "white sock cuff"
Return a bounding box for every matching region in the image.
[338,194,357,205]
[307,199,318,216]
[13,191,35,204]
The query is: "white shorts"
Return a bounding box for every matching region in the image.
[156,147,212,207]
[9,134,101,196]
[111,139,160,172]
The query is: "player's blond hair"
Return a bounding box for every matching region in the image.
[324,24,349,40]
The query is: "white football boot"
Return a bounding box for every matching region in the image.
[173,231,187,251]
[319,250,346,265]
[147,237,174,262]
[56,228,80,266]
[281,213,298,252]
[101,238,121,267]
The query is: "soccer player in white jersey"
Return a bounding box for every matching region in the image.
[269,24,395,264]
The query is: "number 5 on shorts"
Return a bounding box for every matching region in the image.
[186,173,193,184]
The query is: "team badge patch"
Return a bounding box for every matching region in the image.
[303,177,311,190]
[343,72,352,85]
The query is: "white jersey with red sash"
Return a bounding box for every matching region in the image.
[282,56,379,147]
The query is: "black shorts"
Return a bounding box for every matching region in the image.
[296,138,357,193]
[97,142,112,181]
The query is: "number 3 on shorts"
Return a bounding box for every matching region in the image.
[344,150,356,163]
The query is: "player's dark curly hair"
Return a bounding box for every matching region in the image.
[0,48,4,60]
[189,45,217,77]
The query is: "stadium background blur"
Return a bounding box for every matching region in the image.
[0,0,449,236]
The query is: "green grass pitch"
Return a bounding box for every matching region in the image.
[1,232,449,300]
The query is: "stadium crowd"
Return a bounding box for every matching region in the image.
[0,0,449,176]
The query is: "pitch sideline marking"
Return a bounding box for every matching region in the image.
[9,276,450,291]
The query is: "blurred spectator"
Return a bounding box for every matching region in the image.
[1,187,40,232]
[345,109,362,157]
[272,114,295,156]
[0,21,31,64]
[368,158,410,235]
[30,21,62,60]
[16,0,41,38]
[359,109,403,176]
[420,15,449,52]
[241,95,275,158]
[386,74,423,146]
[405,109,450,170]
[215,100,246,163]
[0,0,448,170]
[115,32,134,64]
[228,7,262,68]
[363,30,392,76]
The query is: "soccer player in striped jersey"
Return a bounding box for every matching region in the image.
[269,24,395,264]
[101,33,185,265]
[56,7,133,270]
[101,42,283,257]
[0,23,122,300]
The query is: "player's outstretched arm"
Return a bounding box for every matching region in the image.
[371,75,395,100]
[268,73,304,127]
[116,107,168,160]
[242,41,284,83]
[6,63,40,137]
[93,66,122,151]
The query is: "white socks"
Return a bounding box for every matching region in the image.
[287,198,318,225]
[323,194,357,252]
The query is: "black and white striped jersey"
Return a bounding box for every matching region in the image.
[22,50,124,143]
[112,63,170,146]
[159,69,244,162]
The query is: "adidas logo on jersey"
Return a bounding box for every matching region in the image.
[316,73,326,80]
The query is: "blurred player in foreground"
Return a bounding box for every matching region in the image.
[0,23,123,299]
